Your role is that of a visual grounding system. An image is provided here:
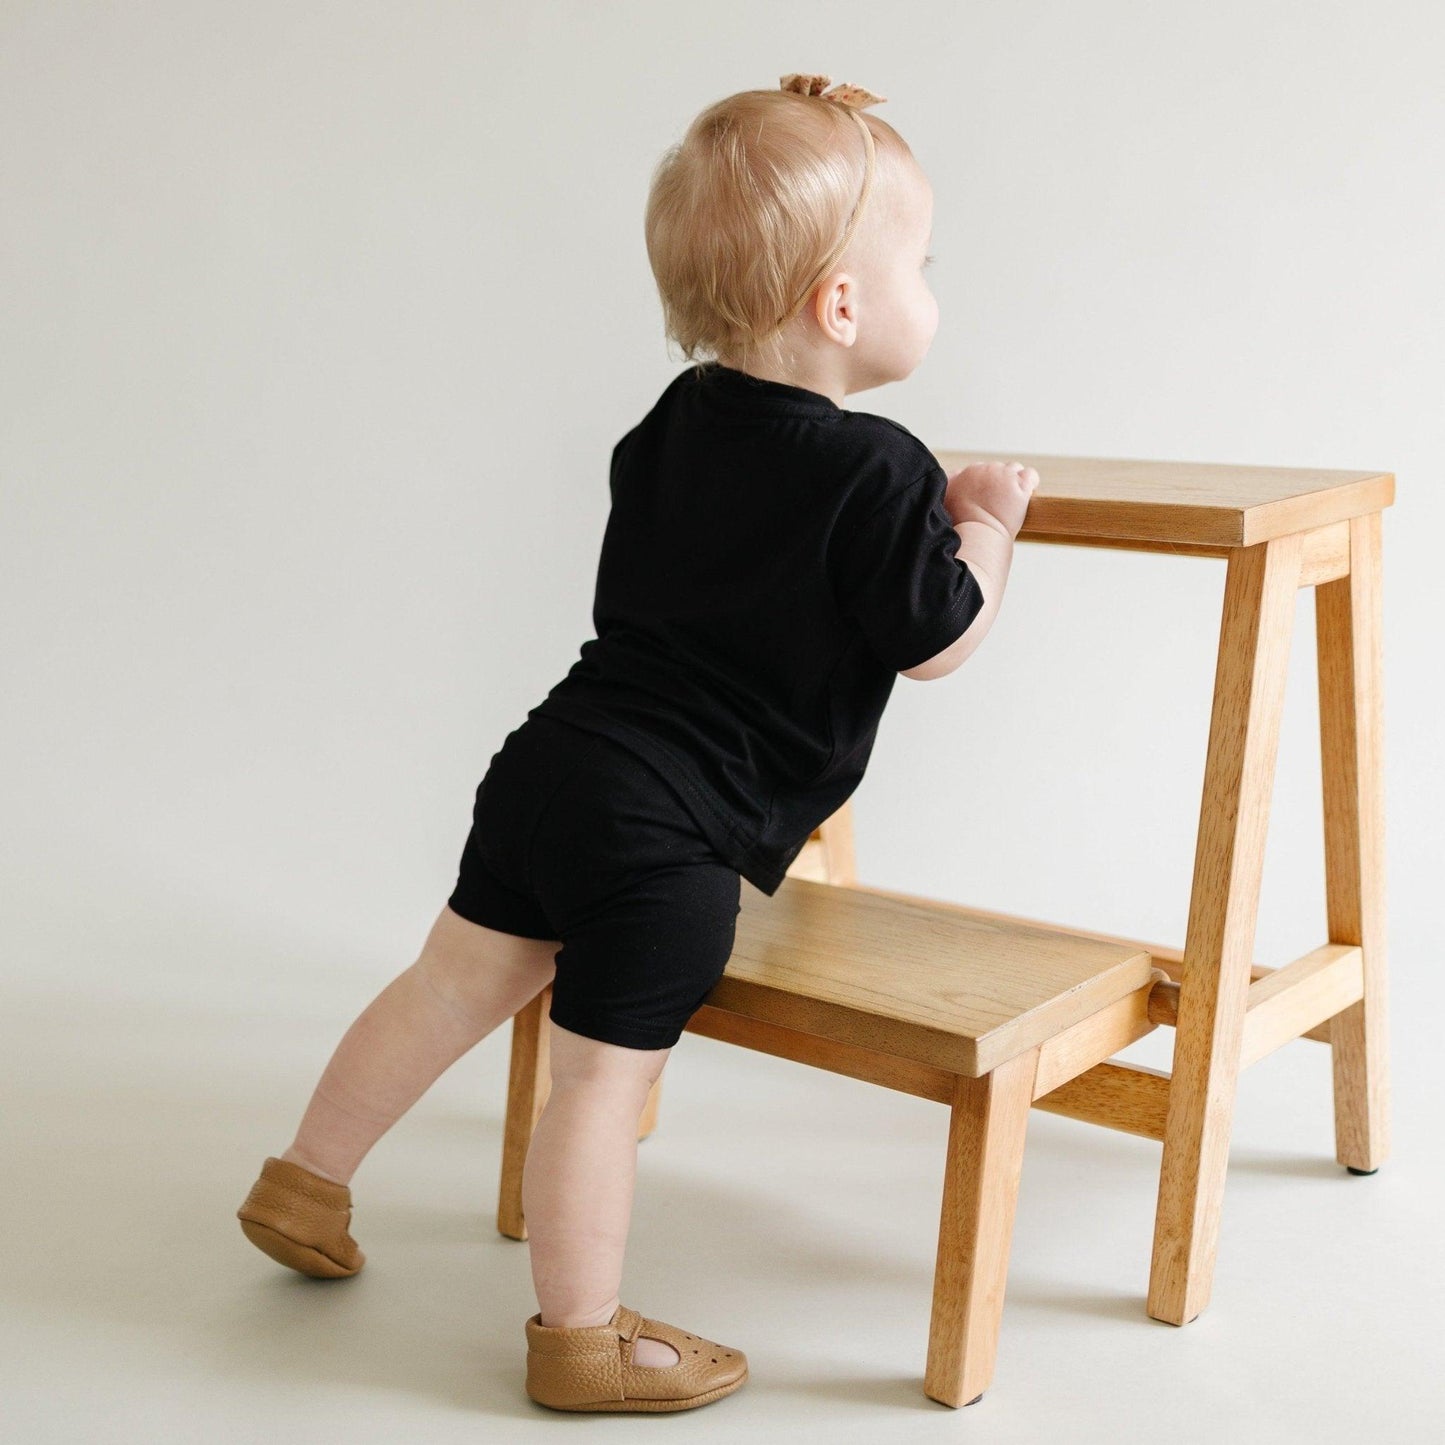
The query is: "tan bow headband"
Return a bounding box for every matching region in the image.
[778,73,888,110]
[775,73,889,327]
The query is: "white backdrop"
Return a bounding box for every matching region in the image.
[4,1,1438,1007]
[2,5,1441,1438]
[8,2,1433,994]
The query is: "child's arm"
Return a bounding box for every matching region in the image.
[901,462,1037,681]
[899,518,1013,680]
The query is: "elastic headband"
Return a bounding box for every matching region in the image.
[774,73,889,330]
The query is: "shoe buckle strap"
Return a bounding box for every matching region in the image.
[613,1305,644,1345]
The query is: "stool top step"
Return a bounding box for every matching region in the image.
[931,448,1393,549]
[721,878,1154,1077]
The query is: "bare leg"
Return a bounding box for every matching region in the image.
[280,906,560,1186]
[274,908,682,1368]
[523,1018,682,1368]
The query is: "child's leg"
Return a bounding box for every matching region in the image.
[275,903,684,1368]
[280,905,559,1187]
[523,1018,682,1367]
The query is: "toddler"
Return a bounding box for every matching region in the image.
[236,71,1038,1414]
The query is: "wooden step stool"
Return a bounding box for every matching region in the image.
[495,450,1393,1409]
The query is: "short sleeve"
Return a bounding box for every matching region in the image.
[830,466,986,671]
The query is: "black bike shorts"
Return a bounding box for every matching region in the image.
[446,714,742,1051]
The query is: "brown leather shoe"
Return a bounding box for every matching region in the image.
[524,1303,747,1412]
[236,1156,365,1278]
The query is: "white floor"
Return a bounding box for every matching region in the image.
[3,933,1439,1444]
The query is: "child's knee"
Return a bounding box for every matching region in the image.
[547,1018,672,1091]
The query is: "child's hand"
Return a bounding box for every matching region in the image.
[944,461,1040,538]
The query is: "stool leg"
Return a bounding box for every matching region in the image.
[924,1047,1039,1408]
[497,987,551,1240]
[817,806,859,886]
[1317,510,1390,1172]
[638,1075,663,1141]
[1148,533,1303,1327]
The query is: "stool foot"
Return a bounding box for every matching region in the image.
[1346,1165,1379,1176]
[966,1393,983,1406]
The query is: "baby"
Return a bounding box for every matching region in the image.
[236,72,1038,1414]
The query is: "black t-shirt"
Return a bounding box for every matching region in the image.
[527,360,985,895]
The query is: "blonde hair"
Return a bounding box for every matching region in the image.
[644,86,910,376]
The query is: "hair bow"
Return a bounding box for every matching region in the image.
[778,73,887,109]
